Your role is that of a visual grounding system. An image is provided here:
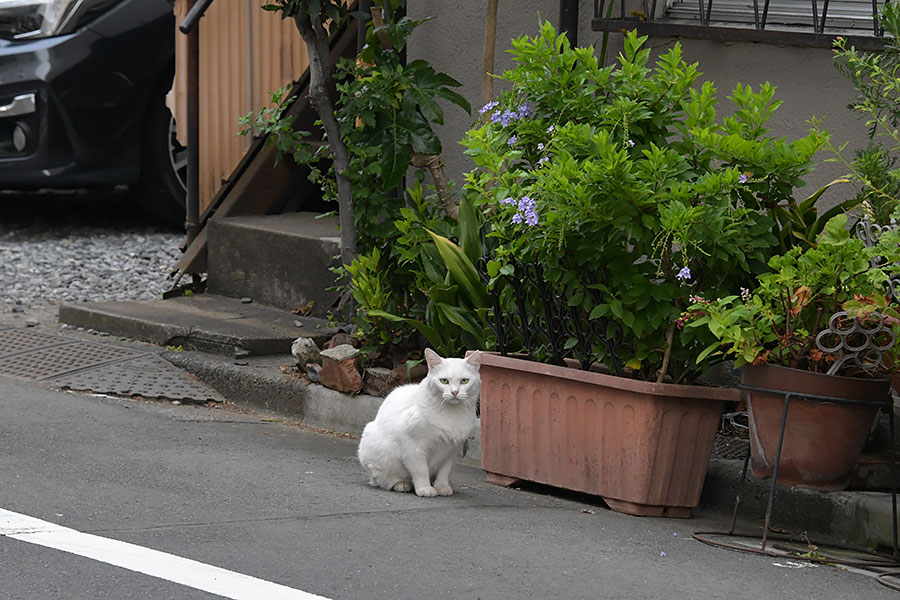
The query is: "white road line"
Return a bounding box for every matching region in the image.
[0,508,330,600]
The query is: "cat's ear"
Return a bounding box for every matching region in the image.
[465,350,483,369]
[424,348,443,371]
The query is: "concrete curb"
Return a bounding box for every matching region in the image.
[163,350,382,436]
[164,347,893,551]
[701,458,898,551]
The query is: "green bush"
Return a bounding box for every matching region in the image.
[462,23,834,383]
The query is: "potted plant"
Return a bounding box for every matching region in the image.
[686,214,897,490]
[460,24,842,516]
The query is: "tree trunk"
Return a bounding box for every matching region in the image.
[411,153,458,221]
[293,11,357,267]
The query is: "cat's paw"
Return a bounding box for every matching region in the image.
[391,481,413,493]
[434,484,453,496]
[415,485,438,497]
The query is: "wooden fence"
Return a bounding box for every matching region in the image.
[171,1,311,214]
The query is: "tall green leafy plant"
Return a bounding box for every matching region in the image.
[333,11,470,249]
[359,191,494,357]
[244,2,478,357]
[830,3,900,222]
[463,23,832,383]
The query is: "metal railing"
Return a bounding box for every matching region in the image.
[593,0,889,47]
[177,0,215,255]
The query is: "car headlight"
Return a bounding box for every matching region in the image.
[0,0,123,40]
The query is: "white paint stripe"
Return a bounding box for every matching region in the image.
[0,508,330,600]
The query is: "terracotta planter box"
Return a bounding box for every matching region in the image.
[743,363,888,491]
[479,353,739,518]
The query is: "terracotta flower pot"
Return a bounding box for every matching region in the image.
[479,353,739,518]
[742,363,888,491]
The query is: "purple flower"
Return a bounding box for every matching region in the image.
[479,100,499,115]
[506,196,539,226]
[516,101,533,119]
[626,139,635,147]
[537,157,549,167]
[546,125,555,133]
[508,136,518,147]
[490,110,502,124]
[537,143,545,151]
[500,110,518,127]
[516,196,539,226]
[738,174,748,183]
[660,551,667,557]
[676,266,692,282]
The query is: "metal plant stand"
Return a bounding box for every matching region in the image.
[694,310,900,589]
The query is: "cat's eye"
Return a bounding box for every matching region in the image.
[440,378,449,384]
[460,378,469,384]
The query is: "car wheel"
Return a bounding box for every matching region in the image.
[138,88,187,228]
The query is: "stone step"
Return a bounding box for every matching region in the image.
[206,212,342,318]
[58,294,342,357]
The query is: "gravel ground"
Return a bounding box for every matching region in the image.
[0,190,183,329]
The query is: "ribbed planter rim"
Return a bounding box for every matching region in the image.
[481,353,741,402]
[741,362,891,402]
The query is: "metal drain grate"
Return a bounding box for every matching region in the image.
[0,328,224,404]
[0,341,146,381]
[51,354,225,403]
[0,328,80,358]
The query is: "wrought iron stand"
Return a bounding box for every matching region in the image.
[693,384,900,590]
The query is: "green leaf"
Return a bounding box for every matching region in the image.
[609,299,624,320]
[695,342,723,364]
[458,195,482,265]
[433,302,486,344]
[797,178,849,212]
[435,88,472,115]
[426,230,491,308]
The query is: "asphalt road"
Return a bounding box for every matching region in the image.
[0,376,892,600]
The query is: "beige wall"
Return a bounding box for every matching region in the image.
[666,39,865,211]
[407,1,600,184]
[407,2,870,212]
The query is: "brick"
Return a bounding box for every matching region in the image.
[319,344,363,394]
[323,332,355,350]
[364,367,393,397]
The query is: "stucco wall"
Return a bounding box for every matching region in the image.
[661,38,867,210]
[406,2,872,211]
[406,1,601,184]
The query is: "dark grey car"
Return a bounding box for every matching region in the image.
[0,0,185,224]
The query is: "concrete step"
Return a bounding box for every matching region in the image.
[58,294,342,357]
[206,212,342,318]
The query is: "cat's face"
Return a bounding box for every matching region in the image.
[424,349,482,406]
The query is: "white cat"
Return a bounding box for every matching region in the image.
[357,348,482,497]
